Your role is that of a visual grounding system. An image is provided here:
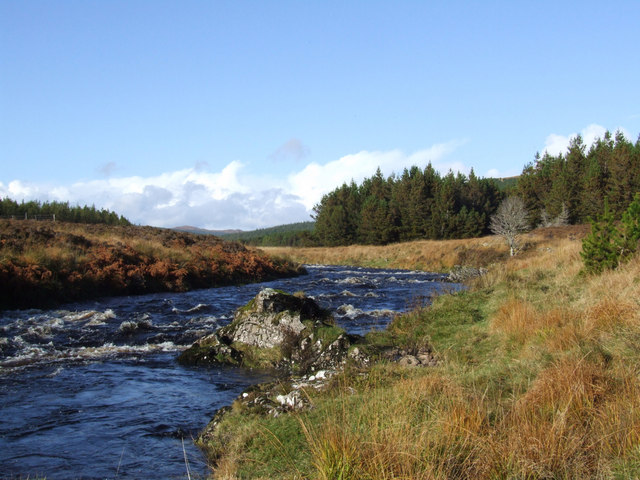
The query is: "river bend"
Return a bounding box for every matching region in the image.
[0,265,461,479]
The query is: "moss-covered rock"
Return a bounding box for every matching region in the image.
[178,288,356,372]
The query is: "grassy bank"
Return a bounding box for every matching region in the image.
[0,220,303,310]
[204,225,640,479]
[261,225,589,271]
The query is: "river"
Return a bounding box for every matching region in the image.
[0,265,461,479]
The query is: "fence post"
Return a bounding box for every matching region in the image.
[24,212,27,220]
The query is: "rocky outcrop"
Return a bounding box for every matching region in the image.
[178,288,359,373]
[223,287,328,349]
[447,265,488,283]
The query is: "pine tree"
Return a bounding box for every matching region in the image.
[580,199,619,274]
[564,135,587,222]
[617,192,640,262]
[608,130,636,215]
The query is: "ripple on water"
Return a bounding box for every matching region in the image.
[0,265,463,479]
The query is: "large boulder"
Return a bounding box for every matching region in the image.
[178,288,357,372]
[221,287,327,348]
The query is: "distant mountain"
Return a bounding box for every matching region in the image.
[173,225,243,236]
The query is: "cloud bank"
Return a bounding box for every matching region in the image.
[0,142,467,230]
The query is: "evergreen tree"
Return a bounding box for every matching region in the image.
[608,130,636,214]
[564,135,587,222]
[430,171,458,239]
[580,199,619,274]
[617,193,640,262]
[516,154,544,217]
[580,154,607,221]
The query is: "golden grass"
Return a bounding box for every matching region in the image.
[202,224,640,479]
[262,225,589,273]
[299,371,488,480]
[262,235,507,271]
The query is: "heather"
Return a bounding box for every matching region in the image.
[0,220,302,310]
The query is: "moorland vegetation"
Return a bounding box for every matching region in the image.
[0,221,302,310]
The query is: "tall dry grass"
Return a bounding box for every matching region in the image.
[263,225,589,273]
[300,371,490,480]
[296,225,640,479]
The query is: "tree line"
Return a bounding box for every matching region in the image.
[0,198,131,226]
[515,130,640,225]
[312,165,503,246]
[309,129,639,247]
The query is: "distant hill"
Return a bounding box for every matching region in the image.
[217,221,316,247]
[172,222,316,247]
[173,225,243,236]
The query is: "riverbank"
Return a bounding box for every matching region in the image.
[261,224,589,271]
[0,220,303,310]
[203,225,640,479]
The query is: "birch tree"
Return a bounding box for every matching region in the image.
[490,197,530,256]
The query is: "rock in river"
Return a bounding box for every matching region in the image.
[178,288,359,373]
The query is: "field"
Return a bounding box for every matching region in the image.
[0,220,302,310]
[205,225,640,479]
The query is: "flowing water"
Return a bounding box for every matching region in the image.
[0,265,461,479]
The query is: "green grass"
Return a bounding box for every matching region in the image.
[198,233,640,479]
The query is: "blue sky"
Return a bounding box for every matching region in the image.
[1,1,639,229]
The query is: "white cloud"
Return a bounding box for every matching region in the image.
[1,141,466,229]
[288,140,467,210]
[542,124,631,157]
[0,163,308,229]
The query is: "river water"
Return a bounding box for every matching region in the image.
[0,265,461,479]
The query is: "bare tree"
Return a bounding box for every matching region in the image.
[555,202,570,226]
[540,203,570,228]
[490,197,530,256]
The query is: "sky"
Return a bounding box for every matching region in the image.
[1,1,639,230]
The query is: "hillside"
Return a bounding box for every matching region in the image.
[173,225,243,236]
[217,221,316,246]
[203,225,640,478]
[0,220,303,310]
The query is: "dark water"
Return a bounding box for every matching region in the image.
[0,265,461,479]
